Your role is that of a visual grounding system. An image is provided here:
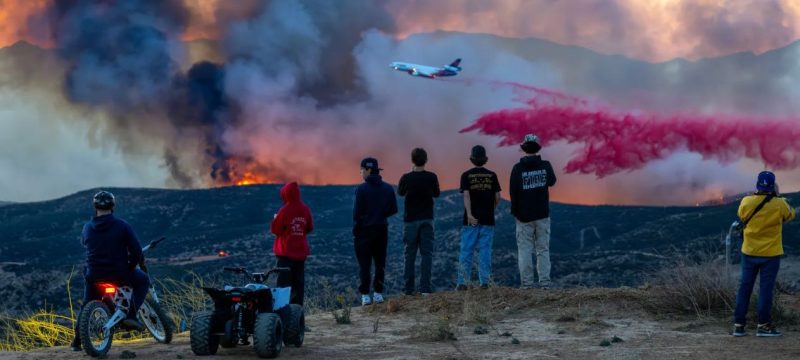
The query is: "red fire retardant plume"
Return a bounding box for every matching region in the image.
[460,81,800,177]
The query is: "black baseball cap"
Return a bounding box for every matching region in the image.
[360,157,383,171]
[470,145,487,160]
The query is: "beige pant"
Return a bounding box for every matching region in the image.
[516,218,551,287]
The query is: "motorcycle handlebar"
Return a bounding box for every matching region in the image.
[142,237,166,252]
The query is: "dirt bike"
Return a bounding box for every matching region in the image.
[77,237,175,357]
[190,266,305,359]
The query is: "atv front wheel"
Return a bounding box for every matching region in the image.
[190,311,219,356]
[253,313,282,358]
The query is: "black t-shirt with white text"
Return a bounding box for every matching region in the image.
[459,167,501,226]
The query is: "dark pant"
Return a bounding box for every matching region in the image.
[403,220,434,293]
[354,225,388,295]
[74,269,150,341]
[276,256,305,306]
[734,254,781,325]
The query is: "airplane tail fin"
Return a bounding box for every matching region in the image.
[449,58,462,70]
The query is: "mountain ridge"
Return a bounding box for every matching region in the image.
[1,185,798,313]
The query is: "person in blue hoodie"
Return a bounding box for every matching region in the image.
[353,157,398,306]
[71,191,150,351]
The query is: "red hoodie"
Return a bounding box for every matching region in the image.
[271,182,313,261]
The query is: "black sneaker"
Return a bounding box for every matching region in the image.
[122,318,145,331]
[456,284,468,291]
[479,284,489,289]
[70,338,82,351]
[732,324,746,337]
[756,323,782,337]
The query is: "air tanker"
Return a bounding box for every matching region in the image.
[390,58,462,79]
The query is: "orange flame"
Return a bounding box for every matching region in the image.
[234,172,273,186]
[213,157,277,187]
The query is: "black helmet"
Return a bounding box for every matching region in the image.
[93,191,115,210]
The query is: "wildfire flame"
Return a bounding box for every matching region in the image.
[213,157,276,187]
[234,172,272,186]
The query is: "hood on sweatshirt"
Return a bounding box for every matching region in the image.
[89,214,116,231]
[366,174,383,185]
[280,182,301,204]
[521,155,543,165]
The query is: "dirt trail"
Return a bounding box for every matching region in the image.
[2,288,800,359]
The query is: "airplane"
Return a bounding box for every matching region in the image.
[389,58,462,79]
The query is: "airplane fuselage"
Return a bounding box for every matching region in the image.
[390,61,460,79]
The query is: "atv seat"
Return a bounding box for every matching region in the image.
[245,284,268,290]
[221,284,268,292]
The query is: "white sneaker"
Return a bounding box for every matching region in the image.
[373,293,385,304]
[361,294,372,306]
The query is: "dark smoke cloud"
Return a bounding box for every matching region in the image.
[41,0,396,187]
[51,0,188,111]
[46,0,206,185]
[223,0,395,102]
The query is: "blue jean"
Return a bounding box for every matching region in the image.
[733,254,780,325]
[458,225,493,285]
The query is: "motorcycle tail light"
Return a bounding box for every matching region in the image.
[98,283,117,295]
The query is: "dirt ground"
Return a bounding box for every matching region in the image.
[2,287,800,360]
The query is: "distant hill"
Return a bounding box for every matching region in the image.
[422,31,800,115]
[2,185,797,312]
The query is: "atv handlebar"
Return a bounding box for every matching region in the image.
[223,266,289,283]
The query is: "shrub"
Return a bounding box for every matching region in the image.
[649,255,735,316]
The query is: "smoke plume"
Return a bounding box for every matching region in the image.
[40,0,395,187]
[461,81,800,177]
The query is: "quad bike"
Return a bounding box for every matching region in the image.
[77,237,175,357]
[190,266,305,358]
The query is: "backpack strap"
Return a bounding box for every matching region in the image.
[741,195,774,228]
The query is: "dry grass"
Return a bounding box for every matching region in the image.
[0,268,78,351]
[313,280,357,325]
[0,310,75,351]
[408,316,457,342]
[648,257,736,317]
[156,272,214,330]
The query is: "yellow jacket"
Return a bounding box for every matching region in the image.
[738,194,795,257]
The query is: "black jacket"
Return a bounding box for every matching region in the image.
[81,214,144,275]
[510,156,557,222]
[353,174,398,233]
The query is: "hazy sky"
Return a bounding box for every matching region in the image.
[0,0,799,204]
